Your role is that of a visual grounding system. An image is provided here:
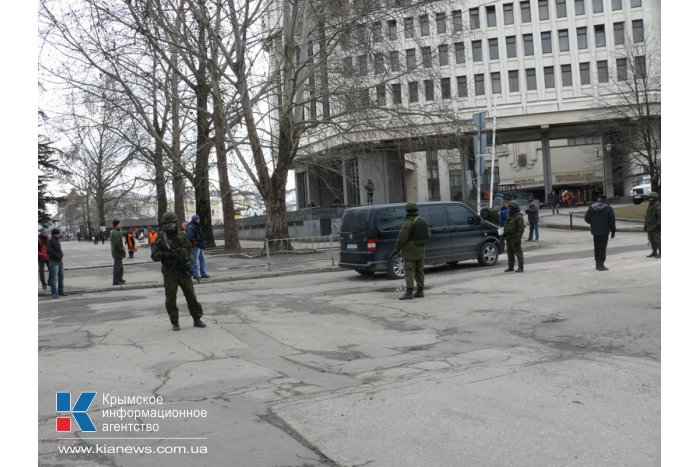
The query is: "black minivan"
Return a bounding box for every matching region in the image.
[338,201,504,279]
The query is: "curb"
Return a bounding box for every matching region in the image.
[38,265,341,298]
[539,223,644,232]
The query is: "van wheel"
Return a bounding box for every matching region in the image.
[356,269,375,276]
[478,242,499,266]
[387,254,405,279]
[633,197,643,205]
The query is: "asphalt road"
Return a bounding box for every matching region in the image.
[38,228,659,466]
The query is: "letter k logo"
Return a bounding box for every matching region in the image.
[56,392,97,432]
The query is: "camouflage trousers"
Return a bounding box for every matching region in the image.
[162,270,203,324]
[506,238,524,269]
[648,230,661,251]
[404,259,425,289]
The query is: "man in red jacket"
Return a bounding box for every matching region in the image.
[38,228,50,290]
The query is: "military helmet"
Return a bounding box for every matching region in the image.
[161,212,178,224]
[648,192,659,199]
[509,201,520,209]
[405,202,419,212]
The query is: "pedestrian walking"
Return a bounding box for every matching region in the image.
[548,190,560,215]
[93,228,99,245]
[644,192,661,258]
[525,199,540,242]
[125,229,137,259]
[396,202,431,300]
[364,179,375,205]
[111,220,126,285]
[503,201,525,272]
[584,194,616,271]
[148,228,158,252]
[152,212,206,331]
[38,228,50,291]
[498,202,509,227]
[186,215,209,279]
[47,228,66,298]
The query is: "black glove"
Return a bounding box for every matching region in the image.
[610,232,615,239]
[643,225,647,232]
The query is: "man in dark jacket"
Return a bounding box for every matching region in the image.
[525,199,540,242]
[152,212,206,331]
[186,215,209,279]
[504,201,525,272]
[396,203,431,300]
[644,192,661,258]
[47,228,66,298]
[38,228,50,291]
[584,194,616,271]
[111,220,127,285]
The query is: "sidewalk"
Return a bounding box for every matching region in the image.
[537,203,644,232]
[38,240,338,298]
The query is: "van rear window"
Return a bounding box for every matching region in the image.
[375,207,405,231]
[341,210,370,233]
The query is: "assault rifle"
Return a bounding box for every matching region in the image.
[155,236,199,283]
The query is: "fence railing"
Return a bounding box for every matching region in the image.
[263,235,339,271]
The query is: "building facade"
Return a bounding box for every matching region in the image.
[264,0,660,208]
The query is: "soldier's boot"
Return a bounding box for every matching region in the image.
[414,287,424,298]
[597,261,609,271]
[172,322,181,331]
[504,266,514,272]
[193,318,207,328]
[647,250,657,258]
[515,266,524,273]
[399,288,414,300]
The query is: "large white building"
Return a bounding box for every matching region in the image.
[264,0,660,207]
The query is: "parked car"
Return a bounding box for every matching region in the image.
[631,175,652,204]
[338,201,504,279]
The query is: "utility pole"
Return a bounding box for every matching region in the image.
[489,103,497,208]
[473,112,486,208]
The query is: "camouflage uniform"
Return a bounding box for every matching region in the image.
[151,213,205,329]
[644,193,661,257]
[503,202,525,272]
[396,203,431,299]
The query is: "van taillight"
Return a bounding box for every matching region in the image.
[367,239,377,251]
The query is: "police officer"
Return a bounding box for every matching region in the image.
[503,201,525,272]
[396,202,431,300]
[644,192,661,258]
[151,212,206,331]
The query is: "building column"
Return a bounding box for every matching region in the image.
[541,127,553,196]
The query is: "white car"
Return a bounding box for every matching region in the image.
[631,175,652,204]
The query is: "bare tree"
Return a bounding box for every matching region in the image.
[594,30,661,194]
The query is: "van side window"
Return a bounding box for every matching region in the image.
[445,204,478,227]
[425,205,448,228]
[376,207,405,231]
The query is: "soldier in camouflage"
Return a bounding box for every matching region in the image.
[151,212,206,331]
[503,201,525,272]
[644,192,661,258]
[396,202,431,300]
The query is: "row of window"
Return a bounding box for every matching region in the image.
[344,19,643,76]
[469,0,642,30]
[370,0,642,42]
[367,56,645,107]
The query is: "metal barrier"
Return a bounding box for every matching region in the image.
[263,235,339,272]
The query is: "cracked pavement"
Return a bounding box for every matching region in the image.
[39,228,659,466]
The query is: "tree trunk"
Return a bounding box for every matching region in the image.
[193,10,215,247]
[212,94,241,250]
[154,135,168,222]
[265,179,291,250]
